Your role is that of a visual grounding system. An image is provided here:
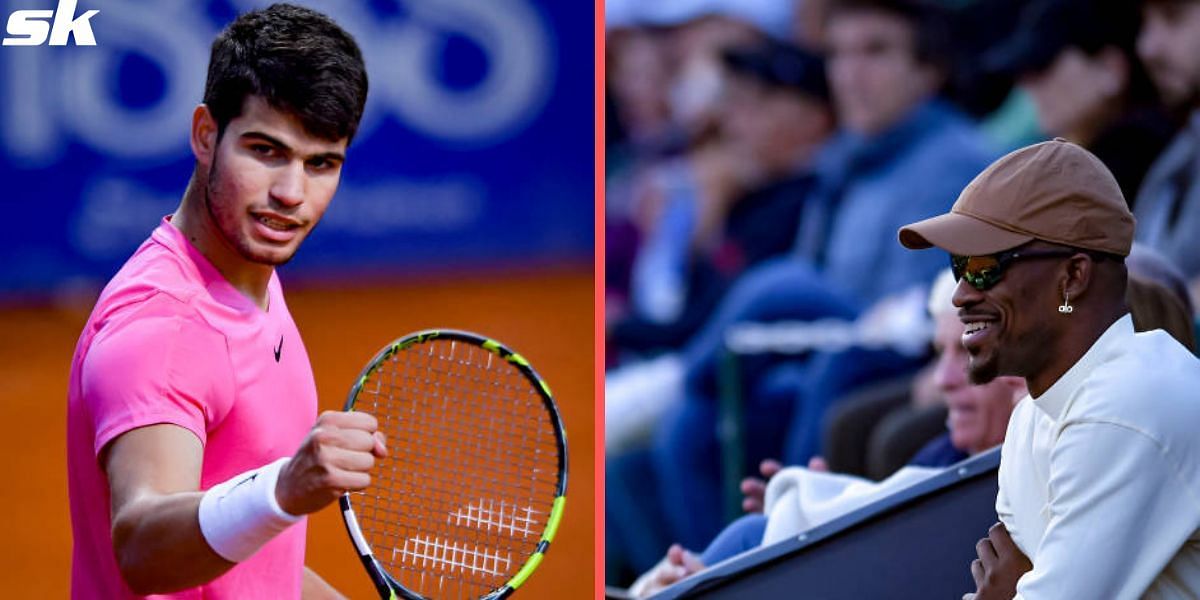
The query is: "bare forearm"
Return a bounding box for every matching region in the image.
[302,567,346,599]
[111,491,234,594]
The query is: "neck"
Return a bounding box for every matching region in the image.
[1025,304,1126,397]
[171,174,273,310]
[1064,99,1123,148]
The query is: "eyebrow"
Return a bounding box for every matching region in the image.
[240,131,346,163]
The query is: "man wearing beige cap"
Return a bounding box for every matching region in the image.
[899,138,1200,599]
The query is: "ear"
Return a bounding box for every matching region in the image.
[190,104,219,169]
[1061,252,1096,302]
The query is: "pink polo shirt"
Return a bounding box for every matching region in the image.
[67,217,318,599]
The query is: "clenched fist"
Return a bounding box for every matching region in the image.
[275,411,388,516]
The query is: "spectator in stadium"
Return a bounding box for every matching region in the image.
[985,0,1175,204]
[813,242,1196,483]
[626,268,1027,598]
[605,0,788,157]
[639,0,995,553]
[614,40,835,353]
[606,26,675,155]
[605,0,796,350]
[1135,0,1200,288]
[1126,244,1197,352]
[899,138,1200,598]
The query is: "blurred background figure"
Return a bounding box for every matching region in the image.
[1126,244,1198,352]
[0,1,593,597]
[606,0,800,339]
[615,40,834,354]
[605,0,1200,591]
[984,0,1176,204]
[607,0,997,582]
[1136,0,1200,300]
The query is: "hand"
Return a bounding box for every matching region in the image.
[739,459,782,513]
[628,544,706,598]
[806,455,830,473]
[965,522,1032,600]
[276,411,388,516]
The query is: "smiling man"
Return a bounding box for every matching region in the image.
[66,5,383,599]
[899,138,1200,598]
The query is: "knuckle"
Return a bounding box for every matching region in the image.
[309,427,330,445]
[316,428,345,449]
[309,436,328,458]
[360,412,378,430]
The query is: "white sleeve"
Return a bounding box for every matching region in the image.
[1015,422,1200,599]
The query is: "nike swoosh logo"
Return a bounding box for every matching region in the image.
[274,336,283,362]
[227,472,258,496]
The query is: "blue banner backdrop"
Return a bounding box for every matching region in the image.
[0,0,593,298]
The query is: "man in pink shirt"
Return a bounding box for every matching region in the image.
[66,4,381,598]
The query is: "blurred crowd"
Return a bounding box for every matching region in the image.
[603,0,1200,590]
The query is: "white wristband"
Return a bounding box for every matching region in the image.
[198,457,303,562]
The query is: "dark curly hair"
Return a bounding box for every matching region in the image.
[825,0,953,75]
[202,3,368,143]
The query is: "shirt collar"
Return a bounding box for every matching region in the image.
[1032,314,1134,420]
[151,215,265,314]
[829,98,960,175]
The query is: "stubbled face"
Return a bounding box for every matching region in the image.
[826,10,939,135]
[1020,47,1121,139]
[1139,1,1200,109]
[203,96,346,266]
[952,244,1065,386]
[931,312,1023,454]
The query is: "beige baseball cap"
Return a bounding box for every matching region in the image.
[898,138,1135,256]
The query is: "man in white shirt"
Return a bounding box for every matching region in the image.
[899,138,1200,599]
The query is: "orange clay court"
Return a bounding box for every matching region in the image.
[0,268,593,597]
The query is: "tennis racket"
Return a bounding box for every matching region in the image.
[339,329,568,600]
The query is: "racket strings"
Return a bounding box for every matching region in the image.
[352,339,561,599]
[379,345,558,505]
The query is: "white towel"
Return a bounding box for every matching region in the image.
[762,465,941,546]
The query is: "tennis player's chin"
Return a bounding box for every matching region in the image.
[244,246,299,267]
[243,232,304,266]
